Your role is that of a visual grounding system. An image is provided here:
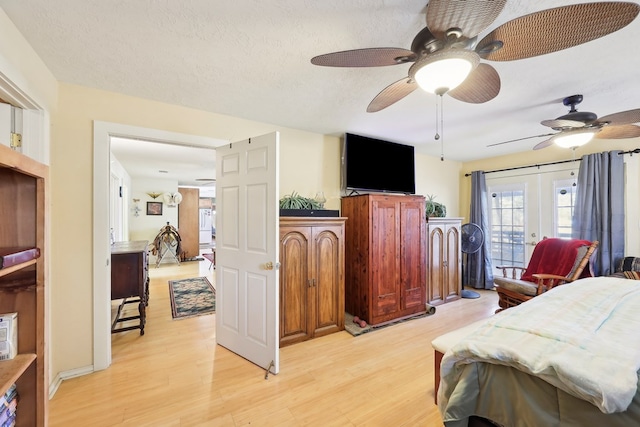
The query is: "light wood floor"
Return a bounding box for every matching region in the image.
[49,260,498,426]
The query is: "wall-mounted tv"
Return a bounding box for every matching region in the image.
[342,132,416,195]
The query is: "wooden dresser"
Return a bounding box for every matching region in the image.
[111,240,149,335]
[341,193,427,326]
[279,217,346,347]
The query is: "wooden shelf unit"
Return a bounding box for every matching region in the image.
[0,143,48,426]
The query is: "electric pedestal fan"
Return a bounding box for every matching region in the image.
[461,223,485,299]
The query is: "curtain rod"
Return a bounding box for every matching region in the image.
[464,148,640,177]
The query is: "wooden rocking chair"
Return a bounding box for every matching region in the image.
[494,238,599,312]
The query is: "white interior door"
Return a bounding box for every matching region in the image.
[215,132,280,375]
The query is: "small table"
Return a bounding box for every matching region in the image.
[111,241,149,335]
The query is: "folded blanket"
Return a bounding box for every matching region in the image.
[521,238,592,282]
[439,277,640,414]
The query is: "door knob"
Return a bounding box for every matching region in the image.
[265,262,274,270]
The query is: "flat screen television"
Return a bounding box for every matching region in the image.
[342,132,416,194]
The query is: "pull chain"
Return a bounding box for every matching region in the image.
[434,96,440,141]
[571,148,577,186]
[433,95,445,161]
[439,95,444,161]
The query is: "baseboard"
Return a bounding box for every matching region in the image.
[49,365,94,399]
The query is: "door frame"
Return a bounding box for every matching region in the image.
[92,121,226,370]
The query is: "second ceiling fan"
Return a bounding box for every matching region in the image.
[310,1,640,113]
[488,94,640,150]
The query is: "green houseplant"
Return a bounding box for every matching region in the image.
[425,194,447,218]
[279,192,340,217]
[279,192,323,210]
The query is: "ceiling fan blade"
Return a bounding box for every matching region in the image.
[533,139,555,150]
[448,63,500,104]
[367,77,418,113]
[311,48,415,67]
[598,109,640,126]
[426,0,507,39]
[541,119,585,129]
[487,132,555,147]
[595,124,640,139]
[477,2,640,62]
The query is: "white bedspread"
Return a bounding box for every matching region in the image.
[439,277,640,414]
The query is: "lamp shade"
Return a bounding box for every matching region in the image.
[410,50,480,95]
[553,129,597,148]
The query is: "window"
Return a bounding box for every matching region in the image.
[490,186,526,268]
[554,178,577,239]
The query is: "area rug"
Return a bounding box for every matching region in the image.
[168,277,216,319]
[345,307,436,337]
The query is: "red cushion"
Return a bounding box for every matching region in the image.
[520,238,592,283]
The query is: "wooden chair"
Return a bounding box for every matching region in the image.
[494,238,599,312]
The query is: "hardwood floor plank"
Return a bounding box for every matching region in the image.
[49,257,498,426]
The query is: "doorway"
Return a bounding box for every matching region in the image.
[93,121,226,370]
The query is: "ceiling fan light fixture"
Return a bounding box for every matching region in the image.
[553,129,597,148]
[411,50,480,95]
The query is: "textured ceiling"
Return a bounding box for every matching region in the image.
[2,0,640,178]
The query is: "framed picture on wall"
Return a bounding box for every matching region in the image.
[147,201,163,216]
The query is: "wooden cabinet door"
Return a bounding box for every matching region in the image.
[443,224,461,302]
[310,225,344,338]
[428,223,446,305]
[371,198,401,321]
[399,198,426,313]
[177,187,200,259]
[279,226,311,346]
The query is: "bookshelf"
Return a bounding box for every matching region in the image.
[0,143,48,426]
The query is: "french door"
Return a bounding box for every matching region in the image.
[486,164,579,269]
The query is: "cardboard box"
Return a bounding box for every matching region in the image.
[0,313,17,361]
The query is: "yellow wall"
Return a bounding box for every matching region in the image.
[415,153,461,216]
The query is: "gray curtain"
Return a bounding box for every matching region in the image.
[466,170,494,289]
[572,150,625,276]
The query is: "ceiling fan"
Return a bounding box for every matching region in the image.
[488,94,640,150]
[310,1,640,113]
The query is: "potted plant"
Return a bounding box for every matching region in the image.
[279,191,323,210]
[425,194,447,218]
[279,191,339,217]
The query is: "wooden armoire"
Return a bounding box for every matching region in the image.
[341,193,427,326]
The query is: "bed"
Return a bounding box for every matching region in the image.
[437,276,640,427]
